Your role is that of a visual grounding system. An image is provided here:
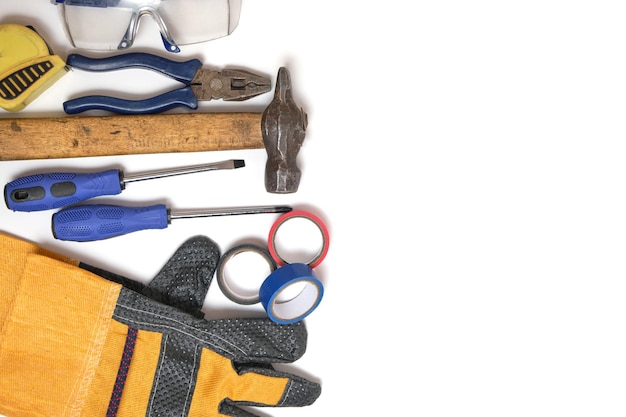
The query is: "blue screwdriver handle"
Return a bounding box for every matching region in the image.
[5,170,123,212]
[52,204,170,242]
[67,53,203,83]
[63,88,198,115]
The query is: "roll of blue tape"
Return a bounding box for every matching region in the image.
[259,263,324,325]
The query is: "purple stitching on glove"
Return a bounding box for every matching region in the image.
[107,327,138,417]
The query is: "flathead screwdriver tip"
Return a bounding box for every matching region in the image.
[234,159,245,169]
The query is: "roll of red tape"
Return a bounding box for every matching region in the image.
[268,210,330,268]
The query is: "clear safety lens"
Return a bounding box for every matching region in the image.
[56,0,242,52]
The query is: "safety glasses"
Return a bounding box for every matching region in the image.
[54,0,242,53]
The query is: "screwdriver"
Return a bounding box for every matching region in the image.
[5,159,245,212]
[52,204,293,242]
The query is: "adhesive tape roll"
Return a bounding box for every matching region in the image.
[268,210,330,268]
[259,263,324,325]
[216,244,277,305]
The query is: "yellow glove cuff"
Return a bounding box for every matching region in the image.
[0,232,77,326]
[0,250,121,417]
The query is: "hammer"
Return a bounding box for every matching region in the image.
[0,67,307,194]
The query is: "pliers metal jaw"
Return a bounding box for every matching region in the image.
[62,52,271,115]
[191,69,271,102]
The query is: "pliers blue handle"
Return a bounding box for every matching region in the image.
[63,53,271,115]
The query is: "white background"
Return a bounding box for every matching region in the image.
[2,1,626,416]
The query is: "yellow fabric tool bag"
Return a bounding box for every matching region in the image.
[0,232,320,417]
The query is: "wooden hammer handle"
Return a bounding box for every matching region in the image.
[0,112,264,161]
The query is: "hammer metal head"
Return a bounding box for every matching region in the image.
[261,67,308,194]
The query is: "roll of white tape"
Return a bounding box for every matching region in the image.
[259,263,324,324]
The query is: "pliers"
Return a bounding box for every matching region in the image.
[62,52,271,115]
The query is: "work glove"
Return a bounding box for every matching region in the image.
[0,232,321,417]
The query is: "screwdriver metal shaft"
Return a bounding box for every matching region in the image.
[122,159,244,184]
[5,159,245,212]
[52,204,292,242]
[169,206,292,220]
